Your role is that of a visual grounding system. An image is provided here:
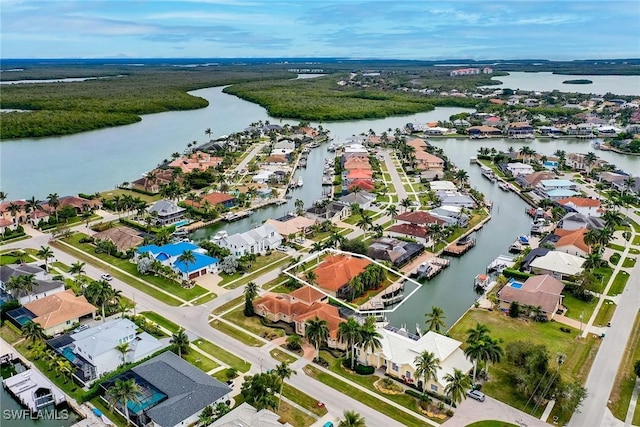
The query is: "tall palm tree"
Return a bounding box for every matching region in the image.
[37,246,54,272]
[106,378,141,426]
[84,280,114,321]
[359,317,382,366]
[304,270,318,286]
[205,128,212,141]
[274,361,296,412]
[338,317,362,369]
[244,281,258,316]
[304,316,329,353]
[0,191,7,203]
[176,250,197,279]
[356,212,373,239]
[400,197,412,212]
[338,410,366,427]
[7,274,37,302]
[444,368,472,409]
[425,306,447,332]
[115,342,130,366]
[482,336,504,376]
[69,261,86,276]
[22,321,46,342]
[464,323,490,382]
[171,329,190,358]
[386,205,398,220]
[414,350,441,398]
[47,193,60,222]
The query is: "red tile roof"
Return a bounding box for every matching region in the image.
[554,228,591,253]
[557,197,601,208]
[388,223,429,238]
[343,158,372,170]
[315,255,371,292]
[346,169,373,180]
[348,180,375,192]
[289,286,326,305]
[498,275,565,314]
[395,211,446,226]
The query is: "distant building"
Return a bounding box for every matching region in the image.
[449,68,481,76]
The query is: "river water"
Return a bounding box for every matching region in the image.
[482,71,640,96]
[1,80,639,332]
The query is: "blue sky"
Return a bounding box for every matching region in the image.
[1,0,638,59]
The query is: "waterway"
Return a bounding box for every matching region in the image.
[482,71,640,96]
[0,385,80,427]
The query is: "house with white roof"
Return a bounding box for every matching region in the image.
[429,206,469,227]
[147,200,186,226]
[535,179,579,200]
[272,140,295,156]
[436,191,476,208]
[557,197,602,217]
[211,403,292,427]
[136,242,219,280]
[506,163,534,177]
[252,170,275,184]
[212,224,282,257]
[357,326,472,395]
[528,251,585,280]
[48,318,168,384]
[429,181,457,192]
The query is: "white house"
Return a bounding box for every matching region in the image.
[429,181,457,192]
[212,224,282,257]
[0,264,65,304]
[506,163,534,177]
[557,197,602,217]
[357,326,472,394]
[147,200,186,226]
[529,251,585,280]
[60,318,168,384]
[429,206,470,227]
[272,140,295,156]
[252,170,274,184]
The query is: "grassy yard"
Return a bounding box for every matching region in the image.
[270,348,297,364]
[0,251,37,265]
[562,293,596,323]
[99,189,160,203]
[465,422,518,427]
[609,309,640,422]
[223,308,285,339]
[193,338,251,373]
[140,311,181,333]
[593,266,614,294]
[594,301,617,327]
[303,365,427,427]
[190,292,217,305]
[623,257,637,268]
[219,251,289,288]
[90,397,128,427]
[277,400,316,427]
[608,271,631,296]
[282,383,328,417]
[66,233,209,300]
[633,235,640,246]
[610,243,626,252]
[52,238,182,306]
[209,319,264,347]
[51,261,71,272]
[449,309,600,421]
[212,296,244,315]
[183,350,220,372]
[0,324,23,344]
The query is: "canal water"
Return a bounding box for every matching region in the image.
[0,385,80,427]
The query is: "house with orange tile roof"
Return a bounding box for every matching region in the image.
[406,138,429,151]
[0,200,30,225]
[252,286,346,349]
[314,255,371,300]
[347,180,375,192]
[413,151,444,171]
[557,197,602,217]
[18,290,96,336]
[184,192,237,210]
[343,157,372,171]
[345,168,373,181]
[168,151,223,173]
[549,228,591,257]
[468,125,502,137]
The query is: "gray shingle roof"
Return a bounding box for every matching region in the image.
[132,351,231,427]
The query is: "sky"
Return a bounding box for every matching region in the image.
[1,0,639,60]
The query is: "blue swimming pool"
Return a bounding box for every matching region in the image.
[174,220,191,228]
[62,347,76,362]
[510,283,523,289]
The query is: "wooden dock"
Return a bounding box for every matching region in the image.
[443,238,476,256]
[412,257,451,280]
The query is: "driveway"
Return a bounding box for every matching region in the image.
[442,395,547,427]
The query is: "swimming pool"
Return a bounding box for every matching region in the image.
[510,282,523,289]
[174,220,191,228]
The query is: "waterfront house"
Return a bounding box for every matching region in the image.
[429,206,469,227]
[528,251,585,280]
[212,224,282,257]
[356,326,472,394]
[265,154,289,164]
[348,179,376,192]
[147,200,186,226]
[387,223,433,246]
[546,228,591,257]
[264,215,317,239]
[368,238,425,267]
[132,169,180,194]
[429,181,457,192]
[0,218,14,234]
[556,197,602,217]
[272,140,295,156]
[93,226,144,253]
[210,402,292,427]
[406,138,429,151]
[0,200,29,225]
[506,163,534,177]
[185,191,237,210]
[436,191,476,208]
[313,254,371,300]
[100,351,231,427]
[168,151,223,173]
[342,143,369,160]
[505,122,534,136]
[339,191,376,209]
[344,169,373,187]
[48,318,167,384]
[598,171,630,190]
[535,179,578,200]
[497,275,565,320]
[515,171,556,190]
[343,157,372,171]
[559,212,605,231]
[467,125,501,137]
[305,201,350,221]
[395,211,447,227]
[414,151,445,171]
[252,169,275,184]
[11,290,96,336]
[136,242,219,280]
[253,286,346,350]
[1,264,66,305]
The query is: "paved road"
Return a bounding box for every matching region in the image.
[568,209,640,427]
[380,149,409,201]
[442,395,547,427]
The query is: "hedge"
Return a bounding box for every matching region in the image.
[342,358,374,375]
[119,186,157,197]
[405,385,455,407]
[501,268,534,280]
[118,218,175,235]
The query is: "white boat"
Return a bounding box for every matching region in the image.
[499,182,511,191]
[297,177,304,187]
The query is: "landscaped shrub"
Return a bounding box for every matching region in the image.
[341,358,374,375]
[313,357,329,368]
[502,268,534,280]
[559,327,572,333]
[610,253,621,265]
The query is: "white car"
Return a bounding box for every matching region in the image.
[466,390,486,402]
[101,273,113,281]
[276,246,290,252]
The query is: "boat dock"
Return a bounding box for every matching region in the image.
[3,368,67,413]
[223,211,252,222]
[443,235,476,256]
[358,281,405,311]
[411,257,450,280]
[486,254,516,273]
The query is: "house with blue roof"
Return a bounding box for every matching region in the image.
[535,179,579,200]
[135,242,219,280]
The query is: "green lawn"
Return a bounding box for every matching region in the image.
[90,397,128,427]
[209,319,264,347]
[449,309,600,422]
[59,233,208,302]
[223,308,285,339]
[277,400,316,427]
[623,257,637,268]
[99,188,160,203]
[189,292,217,306]
[562,293,596,323]
[193,338,251,373]
[183,350,220,372]
[609,310,640,421]
[219,251,289,288]
[465,422,518,427]
[594,301,617,327]
[608,271,631,296]
[212,296,244,315]
[303,365,427,427]
[270,348,297,364]
[212,368,240,383]
[140,311,181,333]
[593,266,614,293]
[51,261,71,272]
[282,383,328,417]
[610,243,626,252]
[0,324,22,344]
[0,252,36,265]
[633,235,640,246]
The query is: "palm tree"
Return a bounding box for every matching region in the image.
[425,306,446,332]
[69,261,86,276]
[22,321,46,342]
[171,328,190,358]
[176,250,196,279]
[584,151,598,172]
[106,378,141,426]
[583,251,605,270]
[400,197,412,212]
[304,316,329,353]
[444,368,472,409]
[386,205,398,220]
[359,317,382,366]
[455,169,469,185]
[414,350,441,397]
[304,270,317,286]
[338,317,362,369]
[338,410,366,427]
[47,193,60,222]
[37,246,54,272]
[244,281,258,316]
[85,280,115,321]
[205,127,213,141]
[274,361,296,412]
[115,342,130,366]
[0,191,7,203]
[481,336,504,376]
[356,212,373,239]
[7,274,37,302]
[464,323,490,382]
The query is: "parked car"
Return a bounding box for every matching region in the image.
[73,324,90,333]
[466,390,486,402]
[276,246,290,252]
[100,273,113,281]
[226,379,235,388]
